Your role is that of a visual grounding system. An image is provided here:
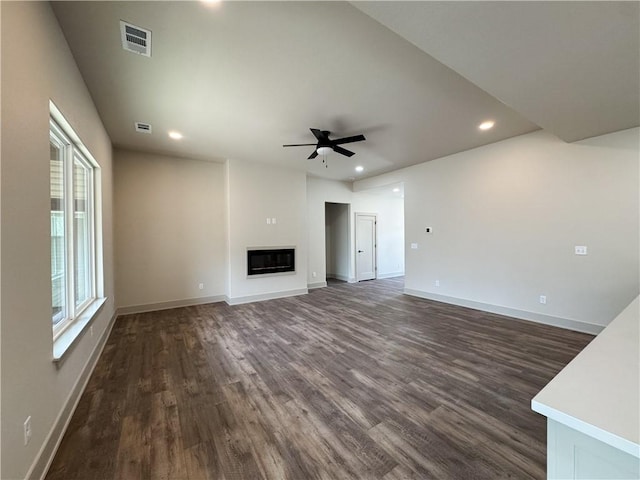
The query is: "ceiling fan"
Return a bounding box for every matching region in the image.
[283,128,366,159]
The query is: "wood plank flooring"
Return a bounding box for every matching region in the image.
[46,278,593,479]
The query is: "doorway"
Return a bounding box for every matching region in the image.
[355,213,377,281]
[325,202,350,282]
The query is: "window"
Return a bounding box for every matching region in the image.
[50,114,98,339]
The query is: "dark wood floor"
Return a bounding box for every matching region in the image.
[46,278,593,480]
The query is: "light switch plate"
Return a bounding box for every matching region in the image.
[575,246,588,255]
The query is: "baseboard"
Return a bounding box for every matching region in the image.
[327,273,352,283]
[377,272,404,279]
[29,310,118,480]
[404,288,604,335]
[308,281,327,290]
[116,295,226,316]
[226,288,308,305]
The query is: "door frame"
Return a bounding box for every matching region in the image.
[355,212,377,282]
[324,202,352,283]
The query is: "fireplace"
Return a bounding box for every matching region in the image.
[247,248,295,276]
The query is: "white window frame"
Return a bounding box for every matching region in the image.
[50,116,98,341]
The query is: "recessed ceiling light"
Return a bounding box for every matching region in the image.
[478,120,495,131]
[393,188,400,193]
[355,166,364,173]
[168,131,183,140]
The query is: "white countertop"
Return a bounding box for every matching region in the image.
[532,296,640,458]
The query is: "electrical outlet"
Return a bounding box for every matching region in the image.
[410,243,418,249]
[24,416,32,446]
[312,271,317,278]
[539,295,547,305]
[198,283,204,290]
[575,246,588,255]
[435,280,440,287]
[90,326,94,337]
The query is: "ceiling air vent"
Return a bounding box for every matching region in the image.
[120,21,151,57]
[135,122,152,134]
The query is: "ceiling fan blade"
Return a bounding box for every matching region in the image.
[333,146,355,157]
[308,150,318,159]
[283,143,317,147]
[310,128,329,142]
[331,134,366,145]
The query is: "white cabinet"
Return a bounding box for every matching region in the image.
[532,297,639,480]
[548,420,639,479]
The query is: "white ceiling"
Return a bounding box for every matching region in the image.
[352,1,640,143]
[51,1,638,181]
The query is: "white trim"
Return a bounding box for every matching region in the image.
[50,101,99,170]
[377,272,404,279]
[404,288,604,335]
[50,106,100,341]
[53,298,107,361]
[327,273,351,282]
[116,295,226,316]
[225,288,308,306]
[355,212,377,282]
[307,281,327,290]
[246,271,296,279]
[27,311,117,480]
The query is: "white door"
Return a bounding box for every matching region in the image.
[355,213,377,281]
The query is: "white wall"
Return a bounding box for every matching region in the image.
[353,192,405,278]
[307,177,405,286]
[226,159,308,303]
[114,150,227,311]
[1,3,115,478]
[355,129,639,331]
[307,178,353,286]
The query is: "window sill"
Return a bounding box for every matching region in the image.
[53,297,107,363]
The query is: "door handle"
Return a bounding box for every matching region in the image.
[358,250,364,253]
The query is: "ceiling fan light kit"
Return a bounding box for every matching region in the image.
[316,146,333,156]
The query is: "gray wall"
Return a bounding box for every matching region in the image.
[1,3,115,478]
[356,129,639,331]
[114,150,227,311]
